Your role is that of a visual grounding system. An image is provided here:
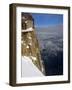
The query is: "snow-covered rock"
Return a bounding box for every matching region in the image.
[21,56,44,77]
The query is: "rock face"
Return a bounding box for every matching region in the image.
[21,13,34,30]
[21,13,45,76]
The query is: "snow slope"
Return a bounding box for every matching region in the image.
[21,56,44,77]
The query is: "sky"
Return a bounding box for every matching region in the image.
[31,13,63,28]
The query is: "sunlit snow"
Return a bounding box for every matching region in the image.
[21,56,44,77]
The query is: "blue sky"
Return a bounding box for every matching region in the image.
[31,13,63,27]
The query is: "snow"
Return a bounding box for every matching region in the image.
[26,45,29,48]
[21,56,44,77]
[30,56,37,61]
[28,36,32,39]
[22,27,33,32]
